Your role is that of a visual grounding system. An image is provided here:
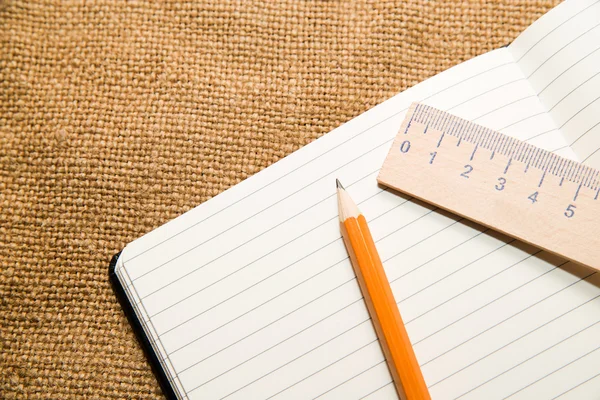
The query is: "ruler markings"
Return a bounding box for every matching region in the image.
[491,129,501,160]
[540,150,552,172]
[437,133,445,148]
[570,160,582,183]
[566,160,577,183]
[540,151,551,173]
[549,153,560,178]
[473,125,484,149]
[588,167,597,188]
[588,168,597,188]
[504,159,512,175]
[561,159,571,184]
[532,147,544,170]
[575,162,585,182]
[539,152,554,174]
[433,108,448,134]
[571,120,600,148]
[553,154,564,177]
[517,141,529,165]
[531,147,540,170]
[408,104,599,189]
[581,168,592,190]
[498,131,509,156]
[378,103,600,270]
[525,145,535,170]
[583,167,596,194]
[502,134,512,160]
[470,144,478,162]
[552,157,559,178]
[538,170,546,188]
[486,128,496,153]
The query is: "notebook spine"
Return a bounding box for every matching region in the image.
[109,253,178,400]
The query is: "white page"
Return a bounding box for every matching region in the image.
[115,1,600,399]
[509,0,600,168]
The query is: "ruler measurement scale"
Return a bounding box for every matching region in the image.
[378,103,600,271]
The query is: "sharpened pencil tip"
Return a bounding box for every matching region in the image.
[336,179,344,190]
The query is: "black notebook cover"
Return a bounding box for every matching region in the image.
[109,253,178,400]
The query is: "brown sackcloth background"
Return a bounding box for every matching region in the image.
[1,1,560,398]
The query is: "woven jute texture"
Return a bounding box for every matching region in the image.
[1,1,559,398]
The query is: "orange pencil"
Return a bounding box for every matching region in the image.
[336,179,430,400]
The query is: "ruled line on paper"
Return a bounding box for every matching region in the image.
[170,209,467,375]
[422,272,597,371]
[181,243,534,393]
[551,371,600,399]
[547,70,600,113]
[446,79,527,112]
[471,95,536,122]
[454,320,600,399]
[503,344,600,399]
[204,264,596,400]
[156,208,468,358]
[538,45,600,95]
[167,204,438,353]
[359,382,393,400]
[513,0,599,63]
[266,349,385,400]
[395,240,517,305]
[409,259,565,342]
[583,147,600,163]
[248,272,598,400]
[187,314,371,394]
[524,21,600,80]
[148,169,385,319]
[310,361,387,400]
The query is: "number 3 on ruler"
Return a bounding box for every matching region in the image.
[495,177,506,191]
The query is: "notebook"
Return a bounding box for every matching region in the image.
[109,0,600,398]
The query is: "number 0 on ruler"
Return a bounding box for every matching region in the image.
[378,103,600,271]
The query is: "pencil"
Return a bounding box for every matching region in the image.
[336,179,430,400]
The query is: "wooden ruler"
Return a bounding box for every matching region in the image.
[378,103,600,271]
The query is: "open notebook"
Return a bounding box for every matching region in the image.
[110,1,600,399]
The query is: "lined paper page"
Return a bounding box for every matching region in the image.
[509,0,600,168]
[114,1,600,399]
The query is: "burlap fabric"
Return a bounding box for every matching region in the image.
[0,1,559,398]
